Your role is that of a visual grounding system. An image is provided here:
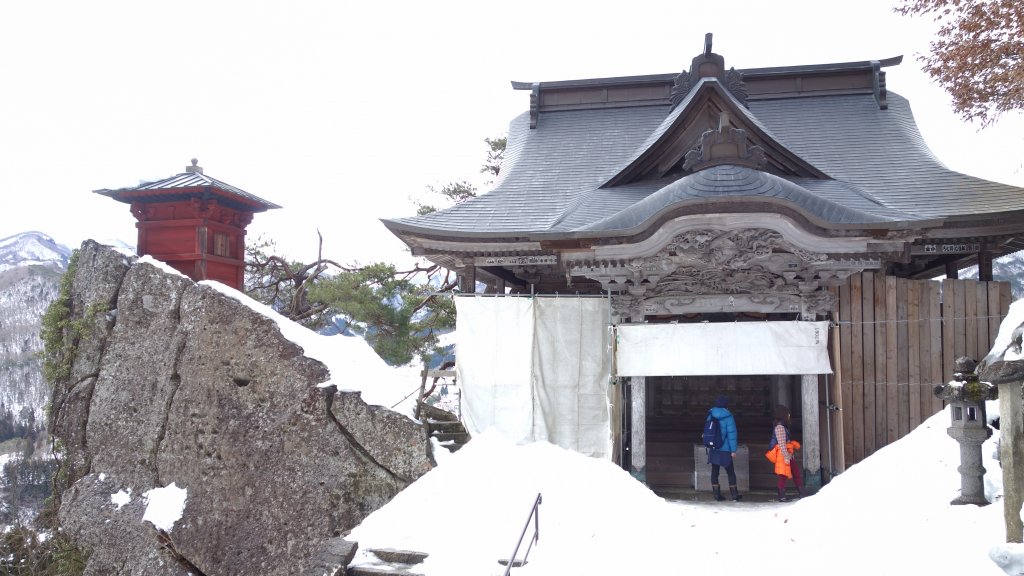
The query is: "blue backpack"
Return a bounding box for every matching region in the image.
[702,411,723,450]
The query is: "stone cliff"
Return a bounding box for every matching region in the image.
[47,241,433,575]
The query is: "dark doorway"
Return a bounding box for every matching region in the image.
[645,374,803,498]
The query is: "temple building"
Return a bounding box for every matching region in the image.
[382,37,1024,494]
[96,159,280,290]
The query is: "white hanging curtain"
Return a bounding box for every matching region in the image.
[532,298,612,458]
[454,297,535,444]
[454,296,613,459]
[615,321,832,376]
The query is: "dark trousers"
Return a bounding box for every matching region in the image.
[711,463,737,486]
[777,463,803,490]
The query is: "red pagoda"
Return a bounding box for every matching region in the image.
[95,159,280,290]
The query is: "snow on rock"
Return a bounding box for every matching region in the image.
[988,299,1024,363]
[201,279,424,416]
[111,489,131,510]
[142,483,187,532]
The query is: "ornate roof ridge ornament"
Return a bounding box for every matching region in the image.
[529,83,540,129]
[681,111,767,172]
[871,61,888,110]
[670,33,748,108]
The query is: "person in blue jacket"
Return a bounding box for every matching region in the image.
[708,395,742,501]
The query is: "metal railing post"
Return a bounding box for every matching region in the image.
[501,493,542,576]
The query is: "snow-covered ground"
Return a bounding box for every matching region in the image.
[346,405,1012,576]
[344,300,1024,576]
[183,271,1024,575]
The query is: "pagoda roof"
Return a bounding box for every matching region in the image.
[95,161,281,213]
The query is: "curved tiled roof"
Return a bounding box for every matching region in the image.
[748,93,1024,218]
[382,76,1024,241]
[576,165,921,234]
[95,171,281,212]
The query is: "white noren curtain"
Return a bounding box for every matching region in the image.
[454,296,612,459]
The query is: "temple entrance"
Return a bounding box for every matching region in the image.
[644,374,804,497]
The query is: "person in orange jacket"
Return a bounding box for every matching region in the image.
[769,404,805,502]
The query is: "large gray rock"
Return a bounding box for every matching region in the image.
[49,241,433,575]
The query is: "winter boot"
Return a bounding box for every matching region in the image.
[777,488,790,502]
[712,484,725,502]
[729,485,742,501]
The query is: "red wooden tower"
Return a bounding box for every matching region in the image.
[95,159,281,290]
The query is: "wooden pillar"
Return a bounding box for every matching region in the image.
[610,377,623,466]
[980,330,1024,542]
[945,262,959,279]
[1000,380,1024,542]
[195,224,209,281]
[627,307,646,483]
[773,375,791,407]
[235,230,246,290]
[829,321,847,474]
[978,250,994,282]
[801,374,822,490]
[458,265,477,293]
[630,376,646,483]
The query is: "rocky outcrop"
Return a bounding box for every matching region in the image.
[48,241,433,575]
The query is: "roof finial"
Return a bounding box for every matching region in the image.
[704,33,713,57]
[186,158,203,174]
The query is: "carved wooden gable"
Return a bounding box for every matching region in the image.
[603,80,828,187]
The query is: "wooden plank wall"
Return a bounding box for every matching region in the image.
[830,275,1012,468]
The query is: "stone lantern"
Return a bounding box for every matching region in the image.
[934,356,997,506]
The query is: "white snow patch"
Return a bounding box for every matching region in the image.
[137,255,189,279]
[142,483,187,532]
[111,489,131,510]
[988,299,1024,363]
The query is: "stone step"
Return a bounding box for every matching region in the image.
[417,401,459,422]
[430,430,471,444]
[426,420,467,433]
[348,566,424,576]
[348,548,428,576]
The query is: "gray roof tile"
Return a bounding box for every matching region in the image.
[383,82,1024,239]
[96,171,281,211]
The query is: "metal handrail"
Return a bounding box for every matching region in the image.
[501,493,542,576]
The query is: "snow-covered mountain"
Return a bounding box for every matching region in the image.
[0,232,71,424]
[961,249,1024,299]
[0,231,71,274]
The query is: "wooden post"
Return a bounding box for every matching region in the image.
[999,380,1024,542]
[978,249,993,282]
[979,317,1024,543]
[799,302,823,489]
[415,368,429,421]
[628,309,646,484]
[630,376,646,484]
[829,314,847,474]
[801,373,822,490]
[458,265,477,293]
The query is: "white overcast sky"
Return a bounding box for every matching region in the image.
[2,0,1022,265]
